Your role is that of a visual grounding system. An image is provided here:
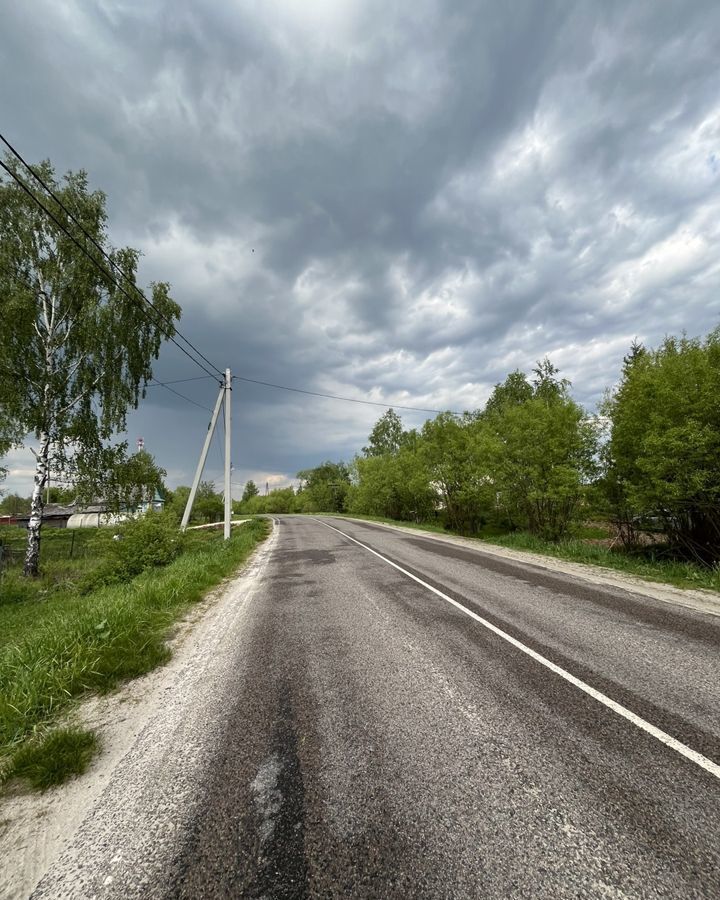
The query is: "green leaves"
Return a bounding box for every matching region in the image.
[0,155,180,573]
[481,373,598,539]
[348,370,598,540]
[296,461,351,512]
[241,479,260,503]
[605,328,720,563]
[362,408,405,457]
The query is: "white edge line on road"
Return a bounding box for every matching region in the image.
[319,518,720,781]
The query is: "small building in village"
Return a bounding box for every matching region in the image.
[12,490,165,530]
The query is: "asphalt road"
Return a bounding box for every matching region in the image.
[32,516,720,899]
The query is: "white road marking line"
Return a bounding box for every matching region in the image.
[319,518,720,781]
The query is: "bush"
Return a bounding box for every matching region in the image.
[84,512,183,589]
[604,330,720,564]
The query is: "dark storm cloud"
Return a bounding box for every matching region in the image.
[2,0,720,492]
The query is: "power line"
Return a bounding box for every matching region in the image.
[0,132,223,378]
[0,136,461,420]
[0,135,224,381]
[148,379,213,413]
[232,375,458,414]
[0,153,219,381]
[152,369,459,415]
[146,375,216,386]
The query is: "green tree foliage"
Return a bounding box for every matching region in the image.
[351,442,437,522]
[351,412,436,522]
[483,363,597,540]
[419,413,491,533]
[165,485,191,523]
[0,411,21,489]
[47,486,77,506]
[87,511,183,588]
[347,364,595,539]
[0,493,31,516]
[237,486,299,515]
[603,329,720,564]
[107,449,166,511]
[483,370,533,416]
[242,479,260,503]
[362,408,405,456]
[265,487,296,514]
[297,461,351,512]
[0,157,180,575]
[193,481,224,524]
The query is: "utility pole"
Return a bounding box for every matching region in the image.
[181,369,233,540]
[224,368,232,540]
[181,382,224,531]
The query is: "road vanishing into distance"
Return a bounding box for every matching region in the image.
[33,516,720,899]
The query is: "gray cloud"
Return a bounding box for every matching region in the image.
[2,0,720,494]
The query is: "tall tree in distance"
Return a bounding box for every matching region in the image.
[362,408,405,457]
[242,479,260,503]
[483,363,597,539]
[109,448,167,511]
[0,157,181,575]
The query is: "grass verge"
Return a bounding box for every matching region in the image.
[321,513,720,594]
[9,728,98,791]
[0,518,269,790]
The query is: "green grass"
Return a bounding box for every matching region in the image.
[8,728,98,791]
[0,518,270,789]
[0,526,96,563]
[322,513,720,594]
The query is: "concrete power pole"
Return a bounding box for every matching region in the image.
[181,382,224,532]
[181,369,233,540]
[224,368,232,540]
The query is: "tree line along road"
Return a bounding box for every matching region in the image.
[32,515,720,899]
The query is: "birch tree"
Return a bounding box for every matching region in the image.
[0,157,180,575]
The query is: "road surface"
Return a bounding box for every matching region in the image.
[32,516,720,899]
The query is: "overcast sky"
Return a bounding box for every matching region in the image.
[2,0,720,497]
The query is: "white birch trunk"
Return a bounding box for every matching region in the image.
[24,436,50,577]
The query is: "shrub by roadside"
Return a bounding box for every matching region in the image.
[80,512,185,592]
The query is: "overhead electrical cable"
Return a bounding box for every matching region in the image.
[232,375,460,415]
[0,134,224,381]
[145,375,216,386]
[148,379,213,413]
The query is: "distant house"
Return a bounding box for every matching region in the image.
[139,488,165,514]
[13,490,165,530]
[66,503,128,530]
[67,489,164,528]
[14,503,76,529]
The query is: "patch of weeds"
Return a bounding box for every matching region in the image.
[8,728,98,791]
